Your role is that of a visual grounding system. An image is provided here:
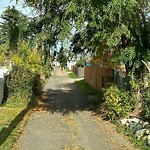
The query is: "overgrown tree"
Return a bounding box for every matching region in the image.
[56,46,67,69]
[13,0,150,77]
[0,6,29,52]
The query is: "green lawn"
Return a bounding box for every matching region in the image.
[75,79,103,97]
[65,67,78,79]
[68,72,78,79]
[0,97,38,149]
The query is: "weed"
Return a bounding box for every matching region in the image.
[75,80,102,97]
[116,124,149,150]
[68,72,78,79]
[75,79,103,106]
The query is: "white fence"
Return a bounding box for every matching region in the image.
[67,61,76,70]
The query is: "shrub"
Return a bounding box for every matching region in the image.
[6,67,34,99]
[141,74,150,120]
[4,41,43,101]
[75,60,85,67]
[142,88,150,120]
[5,67,43,101]
[102,85,132,121]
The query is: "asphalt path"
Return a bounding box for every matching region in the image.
[19,68,135,150]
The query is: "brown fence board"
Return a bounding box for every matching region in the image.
[84,66,114,90]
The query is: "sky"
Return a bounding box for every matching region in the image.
[0,0,35,21]
[0,0,16,15]
[0,0,68,52]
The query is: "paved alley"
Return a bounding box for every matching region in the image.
[19,68,135,150]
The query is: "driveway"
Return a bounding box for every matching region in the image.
[19,67,136,150]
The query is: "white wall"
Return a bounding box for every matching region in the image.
[67,61,76,70]
[0,66,9,104]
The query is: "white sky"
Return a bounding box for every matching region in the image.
[0,0,68,51]
[0,0,35,21]
[0,0,15,15]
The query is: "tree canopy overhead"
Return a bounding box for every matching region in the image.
[1,0,150,77]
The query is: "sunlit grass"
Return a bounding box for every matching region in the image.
[0,97,38,149]
[0,107,23,129]
[75,79,103,98]
[68,72,78,79]
[65,67,78,79]
[75,79,104,106]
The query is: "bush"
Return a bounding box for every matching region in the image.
[4,41,44,101]
[6,67,34,99]
[141,74,150,120]
[142,88,150,120]
[75,60,85,67]
[102,85,133,121]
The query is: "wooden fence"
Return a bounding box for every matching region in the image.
[71,65,84,77]
[84,66,114,90]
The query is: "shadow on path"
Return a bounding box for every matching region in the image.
[43,82,93,116]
